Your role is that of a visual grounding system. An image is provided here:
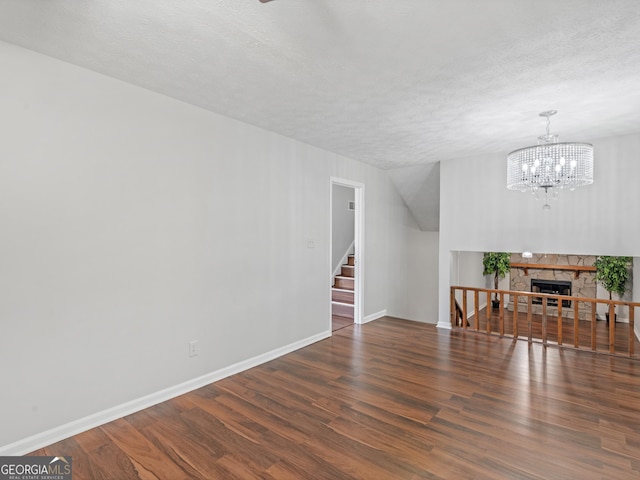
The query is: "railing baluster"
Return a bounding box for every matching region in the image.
[462,288,468,330]
[513,294,519,339]
[609,303,616,355]
[450,287,455,327]
[499,292,504,337]
[474,290,479,331]
[630,307,635,357]
[574,300,580,348]
[591,302,597,351]
[527,295,533,344]
[486,291,491,334]
[557,300,563,345]
[542,297,547,345]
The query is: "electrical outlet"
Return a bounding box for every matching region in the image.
[188,340,198,357]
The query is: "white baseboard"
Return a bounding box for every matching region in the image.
[635,322,640,342]
[0,330,331,456]
[362,309,386,324]
[436,320,452,329]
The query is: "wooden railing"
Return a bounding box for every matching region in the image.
[450,286,640,358]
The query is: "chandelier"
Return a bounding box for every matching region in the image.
[506,110,593,210]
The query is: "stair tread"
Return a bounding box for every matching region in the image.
[332,301,354,307]
[332,287,354,292]
[334,275,354,279]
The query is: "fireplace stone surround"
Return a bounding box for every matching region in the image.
[509,253,596,320]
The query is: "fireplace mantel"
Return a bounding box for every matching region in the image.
[510,262,596,279]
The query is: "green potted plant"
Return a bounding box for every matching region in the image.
[594,255,632,323]
[483,252,511,309]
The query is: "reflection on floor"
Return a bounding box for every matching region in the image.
[332,314,353,332]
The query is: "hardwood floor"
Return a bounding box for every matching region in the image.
[332,314,353,332]
[29,317,640,479]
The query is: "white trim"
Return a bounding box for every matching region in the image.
[635,321,640,343]
[436,319,452,329]
[0,330,331,456]
[332,301,354,307]
[330,178,365,327]
[363,309,386,324]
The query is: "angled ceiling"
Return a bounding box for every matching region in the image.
[1,1,640,230]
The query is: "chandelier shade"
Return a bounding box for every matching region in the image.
[506,111,594,209]
[506,142,594,191]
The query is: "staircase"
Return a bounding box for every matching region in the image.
[332,254,355,319]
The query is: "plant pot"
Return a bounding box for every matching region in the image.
[492,300,500,309]
[606,312,617,324]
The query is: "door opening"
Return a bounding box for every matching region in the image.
[330,178,364,331]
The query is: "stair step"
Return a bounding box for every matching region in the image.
[340,265,355,277]
[332,301,354,318]
[333,276,354,289]
[347,255,355,266]
[332,288,354,303]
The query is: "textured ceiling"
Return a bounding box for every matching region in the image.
[1,0,640,230]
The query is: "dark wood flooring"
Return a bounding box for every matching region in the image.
[30,317,640,479]
[332,314,353,332]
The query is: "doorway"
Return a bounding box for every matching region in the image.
[330,178,364,331]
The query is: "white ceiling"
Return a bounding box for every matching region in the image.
[1,0,640,230]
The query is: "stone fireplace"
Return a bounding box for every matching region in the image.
[509,253,596,320]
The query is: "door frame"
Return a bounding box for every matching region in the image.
[330,177,364,326]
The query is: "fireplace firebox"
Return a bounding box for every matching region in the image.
[531,279,572,307]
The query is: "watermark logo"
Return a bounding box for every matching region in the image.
[0,456,72,480]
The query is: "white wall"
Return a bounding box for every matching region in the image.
[438,132,640,327]
[450,251,488,314]
[331,184,355,272]
[0,41,418,451]
[402,229,439,323]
